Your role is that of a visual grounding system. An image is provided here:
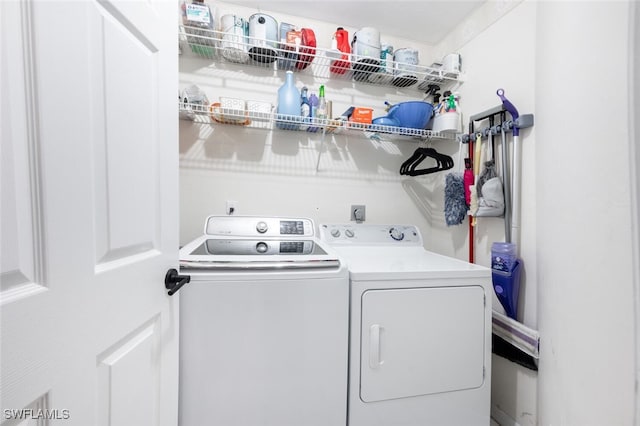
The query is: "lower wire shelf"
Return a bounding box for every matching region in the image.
[179,101,457,141]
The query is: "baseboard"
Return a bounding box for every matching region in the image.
[491,405,521,426]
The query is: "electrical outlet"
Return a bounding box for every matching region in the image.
[351,205,366,222]
[226,200,237,215]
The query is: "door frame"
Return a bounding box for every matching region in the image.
[629,1,640,424]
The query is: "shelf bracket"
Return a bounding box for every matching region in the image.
[315,126,327,172]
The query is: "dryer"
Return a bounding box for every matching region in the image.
[320,223,492,426]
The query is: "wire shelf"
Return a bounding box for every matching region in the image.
[179,101,455,140]
[179,25,464,91]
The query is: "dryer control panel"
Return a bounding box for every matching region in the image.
[319,224,422,245]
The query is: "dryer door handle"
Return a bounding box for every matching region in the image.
[369,324,383,369]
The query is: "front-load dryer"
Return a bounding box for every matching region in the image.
[320,223,492,426]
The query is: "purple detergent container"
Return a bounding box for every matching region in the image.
[491,242,522,320]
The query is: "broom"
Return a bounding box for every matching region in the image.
[469,133,483,225]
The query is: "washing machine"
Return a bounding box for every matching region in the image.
[320,223,492,426]
[178,216,349,426]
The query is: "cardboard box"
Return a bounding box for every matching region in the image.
[348,107,373,124]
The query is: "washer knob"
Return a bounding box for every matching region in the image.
[256,221,268,233]
[345,229,355,238]
[256,242,268,253]
[389,227,404,241]
[330,229,341,238]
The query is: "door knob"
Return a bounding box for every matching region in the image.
[165,268,190,296]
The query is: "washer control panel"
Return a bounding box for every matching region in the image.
[205,216,314,237]
[319,224,422,245]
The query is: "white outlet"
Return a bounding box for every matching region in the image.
[226,200,237,215]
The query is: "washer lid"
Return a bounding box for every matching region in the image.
[332,246,490,280]
[179,235,342,271]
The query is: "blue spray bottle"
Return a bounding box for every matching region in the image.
[308,92,319,132]
[300,86,311,131]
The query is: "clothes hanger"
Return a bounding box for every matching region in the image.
[405,147,454,176]
[400,148,425,175]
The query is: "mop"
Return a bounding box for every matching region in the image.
[475,128,505,217]
[444,139,467,226]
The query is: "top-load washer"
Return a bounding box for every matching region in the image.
[320,223,492,426]
[178,216,349,426]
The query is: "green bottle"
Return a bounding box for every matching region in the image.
[317,85,327,121]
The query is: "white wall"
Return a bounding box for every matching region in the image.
[178,1,457,245]
[535,1,635,425]
[434,2,538,424]
[178,1,639,425]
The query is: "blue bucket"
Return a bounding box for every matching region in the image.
[384,101,434,129]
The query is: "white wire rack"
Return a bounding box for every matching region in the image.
[179,25,464,91]
[179,101,455,140]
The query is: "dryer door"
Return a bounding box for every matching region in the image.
[360,286,486,402]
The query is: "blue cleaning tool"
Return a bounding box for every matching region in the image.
[491,241,521,319]
[492,260,522,320]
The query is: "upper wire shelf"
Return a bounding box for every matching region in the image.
[179,25,464,91]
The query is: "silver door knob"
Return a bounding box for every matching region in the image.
[256,221,268,233]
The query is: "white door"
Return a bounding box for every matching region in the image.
[360,286,486,403]
[1,1,178,425]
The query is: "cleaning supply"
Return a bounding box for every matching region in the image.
[329,27,351,74]
[444,173,466,226]
[445,94,456,112]
[181,0,216,56]
[300,86,311,130]
[476,175,505,217]
[463,158,474,206]
[444,139,468,226]
[469,133,483,224]
[317,85,327,121]
[276,70,301,130]
[491,242,522,320]
[307,91,319,132]
[475,128,505,217]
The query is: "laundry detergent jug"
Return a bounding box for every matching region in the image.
[329,27,351,75]
[296,28,316,70]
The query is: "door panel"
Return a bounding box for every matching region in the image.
[97,317,161,426]
[1,1,178,425]
[360,286,486,402]
[89,3,161,266]
[0,0,45,298]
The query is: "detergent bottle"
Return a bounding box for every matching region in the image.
[276,71,301,130]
